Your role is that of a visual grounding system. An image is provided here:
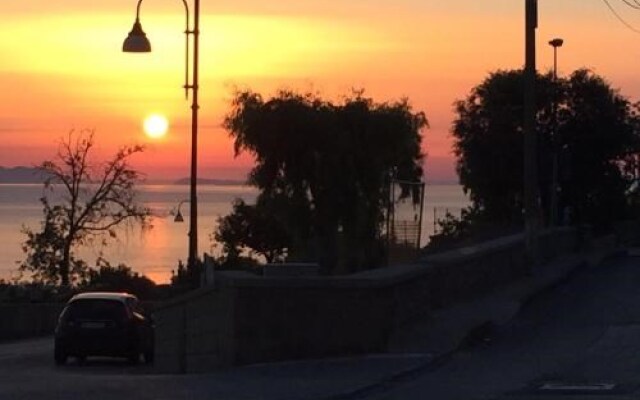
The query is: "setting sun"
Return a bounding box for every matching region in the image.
[143,114,168,139]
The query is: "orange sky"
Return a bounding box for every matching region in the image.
[1,1,640,182]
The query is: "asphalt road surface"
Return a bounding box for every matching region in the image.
[0,337,187,400]
[373,253,640,400]
[0,333,429,400]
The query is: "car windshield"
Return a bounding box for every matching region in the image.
[64,299,127,322]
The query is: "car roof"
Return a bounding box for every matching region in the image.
[69,292,138,304]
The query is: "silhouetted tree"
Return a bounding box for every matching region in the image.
[224,90,426,273]
[83,259,156,299]
[20,131,151,287]
[559,70,640,227]
[214,197,292,264]
[452,69,640,229]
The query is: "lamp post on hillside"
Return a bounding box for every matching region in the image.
[549,38,563,227]
[549,38,563,77]
[123,0,201,270]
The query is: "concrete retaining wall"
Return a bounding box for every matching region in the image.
[154,227,580,372]
[0,300,161,343]
[614,220,640,247]
[0,303,63,341]
[155,285,236,372]
[233,284,393,366]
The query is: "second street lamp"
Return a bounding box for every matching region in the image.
[549,38,564,75]
[549,37,563,226]
[123,0,201,270]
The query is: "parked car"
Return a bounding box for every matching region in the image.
[54,292,154,365]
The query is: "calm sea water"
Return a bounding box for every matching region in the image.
[0,183,469,283]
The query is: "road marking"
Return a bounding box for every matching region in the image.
[627,248,640,257]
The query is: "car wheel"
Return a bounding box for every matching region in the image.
[127,351,140,365]
[54,345,67,366]
[143,349,154,364]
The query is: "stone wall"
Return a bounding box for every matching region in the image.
[154,227,580,372]
[154,285,236,372]
[232,283,393,365]
[0,303,63,341]
[614,220,640,247]
[0,300,160,343]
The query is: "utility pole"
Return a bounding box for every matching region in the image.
[524,0,540,271]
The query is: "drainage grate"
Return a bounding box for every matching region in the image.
[521,381,640,396]
[538,382,617,392]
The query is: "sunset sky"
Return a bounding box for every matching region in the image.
[1,1,639,182]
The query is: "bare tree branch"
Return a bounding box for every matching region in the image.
[20,131,150,287]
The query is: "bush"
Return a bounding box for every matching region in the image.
[425,206,519,254]
[82,259,157,300]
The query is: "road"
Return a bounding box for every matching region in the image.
[4,254,640,400]
[372,253,640,399]
[0,337,186,400]
[0,332,429,400]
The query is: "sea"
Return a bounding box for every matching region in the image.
[0,183,469,283]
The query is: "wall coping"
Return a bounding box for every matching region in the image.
[155,227,575,311]
[422,227,574,265]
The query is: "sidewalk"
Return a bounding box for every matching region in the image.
[194,247,620,400]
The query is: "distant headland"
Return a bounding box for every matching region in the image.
[0,167,47,183]
[171,177,247,186]
[0,166,247,186]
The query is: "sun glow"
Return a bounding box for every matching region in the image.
[143,114,168,139]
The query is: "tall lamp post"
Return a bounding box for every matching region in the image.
[524,0,540,270]
[549,38,563,227]
[123,0,201,270]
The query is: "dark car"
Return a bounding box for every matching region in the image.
[54,292,154,365]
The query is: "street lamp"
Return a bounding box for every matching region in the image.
[173,199,189,223]
[549,38,564,74]
[123,0,201,270]
[548,38,563,227]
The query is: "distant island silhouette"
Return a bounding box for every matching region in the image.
[0,166,247,186]
[1,166,456,186]
[0,167,49,183]
[172,177,247,186]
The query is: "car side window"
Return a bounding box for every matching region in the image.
[126,297,145,315]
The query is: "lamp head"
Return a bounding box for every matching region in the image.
[123,19,151,52]
[548,38,564,48]
[174,209,184,223]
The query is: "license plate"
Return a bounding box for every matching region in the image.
[81,321,106,329]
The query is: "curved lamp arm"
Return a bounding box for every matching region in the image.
[134,0,189,30]
[173,199,190,222]
[129,0,192,99]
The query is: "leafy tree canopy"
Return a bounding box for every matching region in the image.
[83,259,156,300]
[452,68,640,229]
[214,197,292,265]
[222,90,427,273]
